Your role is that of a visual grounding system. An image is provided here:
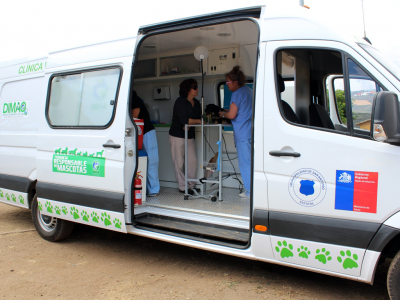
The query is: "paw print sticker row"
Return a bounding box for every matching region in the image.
[0,191,24,204]
[275,240,358,270]
[37,201,123,230]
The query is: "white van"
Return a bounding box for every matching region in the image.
[2,6,400,298]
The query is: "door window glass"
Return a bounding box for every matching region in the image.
[281,79,295,112]
[48,67,121,127]
[332,78,347,125]
[348,59,382,131]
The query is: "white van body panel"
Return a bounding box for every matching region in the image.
[47,37,136,70]
[0,74,46,180]
[263,39,400,223]
[383,211,400,229]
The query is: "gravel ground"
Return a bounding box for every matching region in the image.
[0,203,391,299]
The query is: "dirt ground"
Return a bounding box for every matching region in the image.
[0,203,391,300]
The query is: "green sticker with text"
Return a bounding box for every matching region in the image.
[52,148,105,177]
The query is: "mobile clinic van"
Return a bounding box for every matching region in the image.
[1,5,400,298]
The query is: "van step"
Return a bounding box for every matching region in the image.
[135,213,249,243]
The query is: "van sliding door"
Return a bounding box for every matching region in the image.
[36,64,131,233]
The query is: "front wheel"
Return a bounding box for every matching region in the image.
[31,195,74,242]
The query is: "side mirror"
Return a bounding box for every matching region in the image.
[371,91,400,145]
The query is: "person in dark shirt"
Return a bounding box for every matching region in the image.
[169,79,202,195]
[132,90,160,197]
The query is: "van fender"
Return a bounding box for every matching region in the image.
[28,169,37,181]
[367,213,400,253]
[384,211,400,230]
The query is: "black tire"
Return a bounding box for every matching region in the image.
[211,196,217,202]
[388,249,400,299]
[31,195,74,242]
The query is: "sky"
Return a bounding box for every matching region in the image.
[0,0,399,67]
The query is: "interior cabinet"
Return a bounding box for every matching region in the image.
[160,54,202,76]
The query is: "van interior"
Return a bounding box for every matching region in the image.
[128,17,386,246]
[130,20,258,247]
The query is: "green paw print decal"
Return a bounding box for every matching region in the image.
[337,250,358,269]
[113,218,122,229]
[101,212,112,226]
[45,201,53,213]
[18,195,24,204]
[70,207,80,220]
[54,206,61,215]
[81,210,89,222]
[315,248,332,264]
[38,202,43,211]
[91,212,99,223]
[297,246,311,259]
[275,240,293,258]
[11,194,17,202]
[61,206,68,215]
[0,189,3,197]
[5,193,10,201]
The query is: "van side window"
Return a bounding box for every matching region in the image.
[47,67,121,127]
[348,58,383,132]
[276,49,342,130]
[276,49,385,138]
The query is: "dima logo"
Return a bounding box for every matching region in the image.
[2,101,29,119]
[3,102,26,114]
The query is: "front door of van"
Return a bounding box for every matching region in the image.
[36,59,132,233]
[262,40,400,277]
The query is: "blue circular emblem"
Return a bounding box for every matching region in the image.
[288,168,327,207]
[92,161,99,170]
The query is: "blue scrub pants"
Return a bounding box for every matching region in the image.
[236,138,251,196]
[142,129,160,194]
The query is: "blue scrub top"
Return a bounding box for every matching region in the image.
[230,85,252,142]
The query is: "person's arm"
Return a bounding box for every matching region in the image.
[188,118,201,125]
[132,108,140,118]
[219,102,238,119]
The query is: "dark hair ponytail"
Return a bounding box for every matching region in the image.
[226,66,246,87]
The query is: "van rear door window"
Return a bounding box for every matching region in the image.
[47,67,121,128]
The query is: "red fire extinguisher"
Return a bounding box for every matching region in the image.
[134,172,143,206]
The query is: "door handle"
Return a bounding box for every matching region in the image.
[269,151,300,157]
[103,143,121,149]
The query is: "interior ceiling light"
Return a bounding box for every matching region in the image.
[217,33,231,37]
[143,45,156,48]
[200,27,215,31]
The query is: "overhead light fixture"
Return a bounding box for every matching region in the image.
[200,27,215,31]
[217,33,231,37]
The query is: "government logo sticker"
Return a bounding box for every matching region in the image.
[288,168,327,207]
[335,170,378,213]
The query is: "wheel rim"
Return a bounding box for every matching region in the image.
[37,209,57,232]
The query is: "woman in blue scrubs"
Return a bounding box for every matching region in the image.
[131,91,160,197]
[219,66,252,198]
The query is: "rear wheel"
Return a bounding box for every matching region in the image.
[388,250,400,299]
[31,195,74,241]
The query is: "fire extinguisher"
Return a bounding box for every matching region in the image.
[134,172,143,206]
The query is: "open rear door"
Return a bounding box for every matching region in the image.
[36,47,134,233]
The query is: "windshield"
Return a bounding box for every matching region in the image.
[358,43,400,82]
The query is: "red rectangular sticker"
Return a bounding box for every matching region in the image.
[353,172,378,213]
